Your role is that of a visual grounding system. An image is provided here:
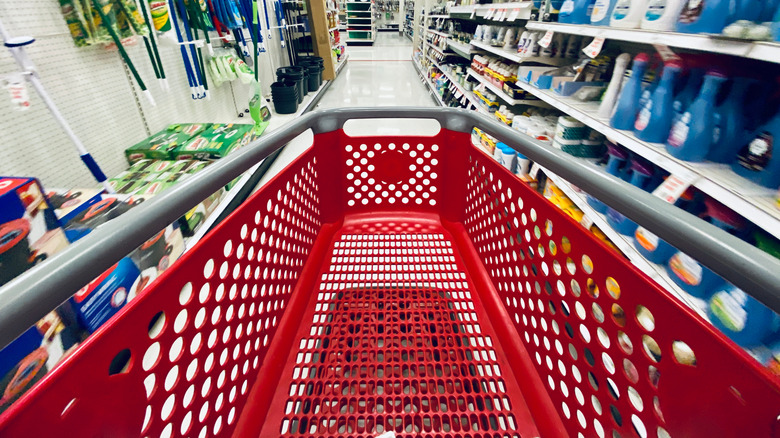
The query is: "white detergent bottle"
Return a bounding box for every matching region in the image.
[611,0,651,28]
[642,0,686,30]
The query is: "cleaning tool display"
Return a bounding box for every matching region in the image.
[732,108,780,189]
[610,53,650,130]
[642,0,686,30]
[635,61,682,143]
[0,19,114,192]
[666,70,727,162]
[707,77,753,163]
[168,0,203,99]
[677,0,732,34]
[138,0,167,89]
[611,0,650,28]
[174,0,209,99]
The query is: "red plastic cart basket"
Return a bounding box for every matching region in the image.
[1,108,779,438]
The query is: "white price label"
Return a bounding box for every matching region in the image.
[485,8,495,19]
[3,74,31,111]
[507,8,521,21]
[651,173,699,204]
[652,44,682,62]
[580,216,595,229]
[497,9,508,21]
[470,8,477,19]
[455,90,463,98]
[538,31,554,49]
[582,36,605,58]
[529,163,541,179]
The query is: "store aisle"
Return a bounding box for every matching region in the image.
[316,32,436,108]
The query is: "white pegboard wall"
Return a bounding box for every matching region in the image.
[0,0,292,188]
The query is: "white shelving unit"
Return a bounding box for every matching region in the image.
[345,1,375,44]
[427,28,449,38]
[512,80,780,240]
[527,22,780,65]
[534,163,709,318]
[467,68,549,108]
[449,2,533,20]
[430,60,486,114]
[470,40,571,66]
[447,38,473,59]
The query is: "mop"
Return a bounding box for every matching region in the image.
[0,18,114,192]
[168,0,200,98]
[249,0,272,129]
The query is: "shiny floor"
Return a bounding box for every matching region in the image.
[316,32,437,108]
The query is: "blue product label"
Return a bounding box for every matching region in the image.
[612,0,632,19]
[645,1,665,21]
[561,0,575,13]
[592,0,611,21]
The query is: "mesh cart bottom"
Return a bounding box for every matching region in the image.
[261,217,541,438]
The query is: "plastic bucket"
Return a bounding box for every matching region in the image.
[276,67,306,104]
[299,63,322,91]
[270,81,299,114]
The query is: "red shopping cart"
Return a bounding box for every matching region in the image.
[0,108,779,438]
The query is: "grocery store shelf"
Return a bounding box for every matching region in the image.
[467,68,549,108]
[427,28,449,38]
[514,80,780,240]
[427,14,450,18]
[427,42,448,56]
[470,40,571,65]
[413,58,443,107]
[449,2,533,20]
[430,59,486,114]
[526,22,780,65]
[536,163,709,318]
[447,38,473,59]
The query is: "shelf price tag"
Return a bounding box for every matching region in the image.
[580,215,594,229]
[538,30,554,48]
[582,36,605,58]
[2,73,30,111]
[470,8,477,19]
[652,44,682,62]
[652,172,700,204]
[507,8,521,21]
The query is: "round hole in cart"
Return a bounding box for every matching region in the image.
[108,349,132,376]
[570,280,582,298]
[632,414,648,438]
[636,306,655,332]
[610,404,623,427]
[623,359,639,384]
[618,332,633,355]
[148,312,166,339]
[179,282,193,306]
[592,303,605,323]
[586,279,599,299]
[672,341,697,366]
[606,277,621,300]
[591,394,603,415]
[642,336,662,363]
[588,372,599,391]
[611,304,626,327]
[584,348,596,367]
[597,328,610,348]
[581,255,594,275]
[203,259,215,279]
[142,342,161,371]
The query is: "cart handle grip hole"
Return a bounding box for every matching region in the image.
[342,118,441,137]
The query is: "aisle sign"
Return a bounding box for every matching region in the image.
[539,31,554,48]
[583,37,606,58]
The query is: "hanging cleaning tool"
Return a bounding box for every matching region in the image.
[250,0,272,129]
[274,0,286,49]
[0,18,114,193]
[114,0,166,91]
[139,0,167,90]
[90,0,155,105]
[168,0,200,99]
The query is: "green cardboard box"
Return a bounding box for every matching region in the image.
[125,123,210,163]
[173,123,256,160]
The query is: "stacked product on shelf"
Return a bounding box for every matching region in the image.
[346,0,375,44]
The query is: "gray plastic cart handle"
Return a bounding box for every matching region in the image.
[1,107,779,351]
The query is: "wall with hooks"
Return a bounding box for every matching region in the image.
[0,0,292,188]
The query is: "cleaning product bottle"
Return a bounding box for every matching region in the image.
[588,142,628,212]
[734,0,762,22]
[668,198,748,298]
[666,70,728,162]
[761,0,780,21]
[611,0,651,28]
[677,0,733,34]
[635,186,703,263]
[598,53,632,118]
[610,53,650,130]
[591,0,619,25]
[671,68,704,126]
[707,77,752,163]
[559,0,596,24]
[635,61,683,143]
[709,283,780,348]
[517,31,530,54]
[642,0,687,30]
[637,65,660,117]
[606,158,655,235]
[732,109,780,188]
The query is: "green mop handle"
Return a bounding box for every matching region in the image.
[91,0,155,105]
[253,0,259,81]
[138,0,166,83]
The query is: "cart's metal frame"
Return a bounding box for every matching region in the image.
[1,107,779,350]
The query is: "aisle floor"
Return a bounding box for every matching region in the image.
[316,32,436,108]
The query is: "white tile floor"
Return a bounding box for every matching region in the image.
[258,33,439,187]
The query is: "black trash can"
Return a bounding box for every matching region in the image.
[270,80,299,114]
[276,67,306,104]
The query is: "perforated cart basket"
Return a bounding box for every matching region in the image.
[1,108,779,438]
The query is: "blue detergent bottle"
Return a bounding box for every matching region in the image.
[637,65,660,116]
[734,0,762,22]
[634,186,703,263]
[707,77,753,163]
[611,53,651,131]
[668,198,748,298]
[587,142,628,213]
[709,284,780,348]
[666,71,728,162]
[677,0,733,34]
[732,109,780,189]
[559,0,596,24]
[761,0,780,21]
[671,68,704,126]
[590,0,618,25]
[635,61,683,143]
[606,158,655,235]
